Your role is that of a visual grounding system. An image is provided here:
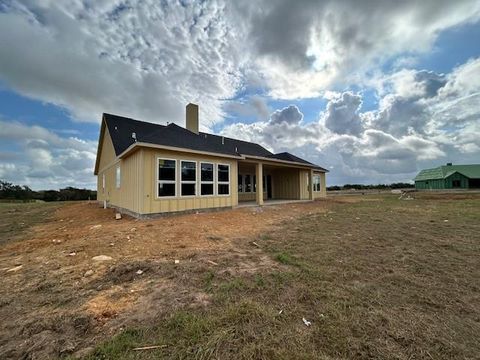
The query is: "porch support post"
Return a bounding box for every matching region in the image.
[256,162,264,205]
[309,169,314,200]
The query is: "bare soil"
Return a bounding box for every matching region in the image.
[0,200,327,359]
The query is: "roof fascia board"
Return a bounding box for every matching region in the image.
[242,155,327,171]
[118,142,245,160]
[93,116,106,175]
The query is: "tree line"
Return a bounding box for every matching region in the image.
[327,183,414,191]
[0,180,97,202]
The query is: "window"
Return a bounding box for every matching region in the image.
[115,165,121,189]
[181,161,196,196]
[217,164,230,195]
[452,179,461,188]
[253,175,257,192]
[238,174,243,192]
[263,175,266,192]
[157,158,176,197]
[245,174,252,192]
[313,175,321,192]
[102,173,105,193]
[200,162,214,195]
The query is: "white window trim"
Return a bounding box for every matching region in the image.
[200,162,215,197]
[180,160,197,197]
[156,157,177,199]
[115,165,121,189]
[217,163,230,196]
[102,173,105,193]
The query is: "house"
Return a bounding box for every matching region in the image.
[414,163,480,190]
[94,103,328,217]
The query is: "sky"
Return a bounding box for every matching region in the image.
[0,0,480,189]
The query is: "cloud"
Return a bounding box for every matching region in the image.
[270,105,303,125]
[0,1,244,127]
[0,120,96,190]
[224,95,270,122]
[323,92,363,136]
[237,0,480,99]
[221,57,480,184]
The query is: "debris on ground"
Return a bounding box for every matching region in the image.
[52,239,63,244]
[84,270,94,277]
[92,255,113,261]
[130,227,137,232]
[115,213,122,220]
[68,252,76,256]
[6,265,23,273]
[398,190,416,200]
[174,259,180,264]
[252,241,261,248]
[90,224,102,230]
[278,309,283,315]
[136,269,144,275]
[132,345,168,351]
[206,260,218,266]
[302,317,312,326]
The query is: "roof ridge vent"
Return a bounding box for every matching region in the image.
[132,132,137,142]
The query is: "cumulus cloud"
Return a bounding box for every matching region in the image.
[0,120,96,190]
[0,0,244,127]
[270,105,303,125]
[323,92,363,136]
[221,57,480,184]
[237,0,480,99]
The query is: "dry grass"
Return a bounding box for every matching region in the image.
[1,193,479,359]
[88,193,480,359]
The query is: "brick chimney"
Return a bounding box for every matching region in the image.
[186,103,199,134]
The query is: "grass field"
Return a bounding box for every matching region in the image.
[87,194,480,359]
[0,194,479,359]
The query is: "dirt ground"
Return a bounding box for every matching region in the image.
[0,200,329,359]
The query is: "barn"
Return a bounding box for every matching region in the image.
[414,163,480,190]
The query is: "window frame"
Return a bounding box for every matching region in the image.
[200,161,215,197]
[313,174,321,192]
[115,164,121,189]
[102,173,106,193]
[217,163,230,196]
[180,160,198,197]
[156,157,177,199]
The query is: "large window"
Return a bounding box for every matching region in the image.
[115,165,121,189]
[201,162,214,195]
[313,175,321,192]
[181,161,196,196]
[217,164,230,195]
[158,158,176,197]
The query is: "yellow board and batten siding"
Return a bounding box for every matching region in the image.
[141,148,238,214]
[96,126,144,213]
[96,127,326,216]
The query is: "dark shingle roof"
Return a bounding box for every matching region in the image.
[103,113,325,170]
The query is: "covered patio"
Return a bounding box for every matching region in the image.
[237,157,321,206]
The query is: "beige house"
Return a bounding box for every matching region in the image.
[94,104,327,217]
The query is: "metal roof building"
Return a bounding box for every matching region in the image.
[414,163,480,190]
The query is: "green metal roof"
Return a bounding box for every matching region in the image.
[414,164,480,181]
